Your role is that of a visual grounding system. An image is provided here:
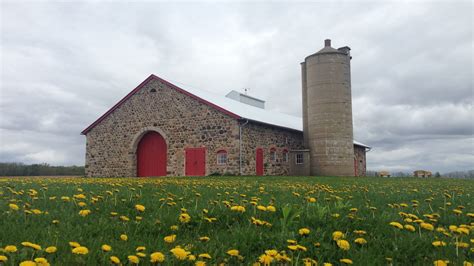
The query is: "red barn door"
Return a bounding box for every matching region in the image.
[185,147,206,176]
[137,131,167,177]
[256,148,264,176]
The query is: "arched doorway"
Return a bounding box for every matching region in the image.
[136,131,167,177]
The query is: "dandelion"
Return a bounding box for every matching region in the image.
[299,228,310,236]
[34,258,49,266]
[340,258,353,264]
[421,223,434,231]
[0,256,7,263]
[120,234,128,241]
[4,245,17,252]
[45,246,57,253]
[21,242,42,250]
[136,252,146,258]
[110,256,121,264]
[267,206,276,212]
[78,209,91,217]
[389,222,403,229]
[227,249,240,256]
[404,224,416,232]
[432,241,446,247]
[135,204,145,212]
[179,213,191,223]
[199,236,210,242]
[72,246,89,255]
[102,244,112,252]
[19,261,36,266]
[69,242,81,248]
[354,238,367,245]
[308,197,317,203]
[9,203,19,211]
[170,246,189,260]
[196,261,206,266]
[337,240,350,250]
[259,254,274,265]
[230,205,246,213]
[128,255,140,264]
[150,252,165,263]
[164,234,176,243]
[332,231,344,240]
[433,260,449,266]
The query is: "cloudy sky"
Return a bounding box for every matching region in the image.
[1,0,473,173]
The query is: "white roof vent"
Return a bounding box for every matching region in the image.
[225,90,265,109]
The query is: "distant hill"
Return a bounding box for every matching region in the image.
[0,162,84,176]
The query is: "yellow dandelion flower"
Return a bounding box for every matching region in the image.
[421,223,434,231]
[299,228,311,236]
[340,258,353,264]
[110,256,121,264]
[389,222,403,229]
[267,206,276,212]
[34,258,49,266]
[0,256,7,262]
[128,255,140,264]
[78,209,91,217]
[337,240,350,250]
[170,246,189,260]
[354,238,367,245]
[45,246,57,253]
[19,261,36,266]
[433,260,449,266]
[332,231,344,240]
[150,252,165,263]
[120,234,128,241]
[432,241,446,247]
[69,242,81,248]
[136,252,146,258]
[227,249,239,256]
[101,244,112,252]
[199,236,210,242]
[404,224,416,232]
[164,234,176,243]
[179,213,191,223]
[72,246,89,255]
[9,203,19,211]
[135,204,145,212]
[4,245,17,252]
[198,253,212,259]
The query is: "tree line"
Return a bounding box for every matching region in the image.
[0,162,84,176]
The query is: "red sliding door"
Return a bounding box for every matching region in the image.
[256,148,264,176]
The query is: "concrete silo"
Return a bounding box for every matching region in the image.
[301,39,354,176]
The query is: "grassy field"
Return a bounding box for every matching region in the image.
[0,176,473,266]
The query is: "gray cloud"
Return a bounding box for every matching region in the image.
[1,1,472,173]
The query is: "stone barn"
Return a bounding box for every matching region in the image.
[82,39,370,177]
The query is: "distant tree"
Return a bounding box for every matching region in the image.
[0,162,85,176]
[434,172,441,178]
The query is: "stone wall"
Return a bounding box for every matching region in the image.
[240,122,304,175]
[354,145,367,176]
[85,79,240,177]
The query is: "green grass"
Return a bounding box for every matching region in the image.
[0,176,473,265]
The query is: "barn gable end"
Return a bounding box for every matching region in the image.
[85,77,242,177]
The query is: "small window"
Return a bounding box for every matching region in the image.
[283,149,289,162]
[217,150,227,165]
[150,88,157,92]
[270,148,277,162]
[296,153,304,164]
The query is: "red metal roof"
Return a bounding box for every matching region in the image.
[81,74,242,135]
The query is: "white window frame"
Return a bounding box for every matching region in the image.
[217,151,227,165]
[283,150,289,163]
[270,148,277,162]
[296,153,304,164]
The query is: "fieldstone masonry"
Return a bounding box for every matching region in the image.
[85,78,307,177]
